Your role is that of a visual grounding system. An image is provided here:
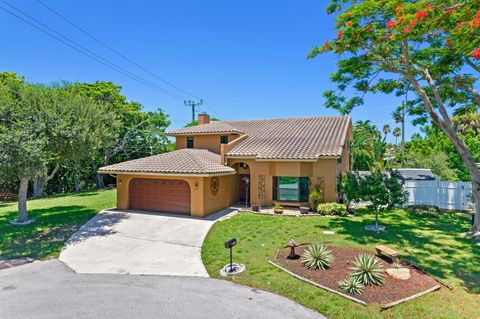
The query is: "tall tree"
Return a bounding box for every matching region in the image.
[350,120,383,171]
[311,0,480,233]
[31,84,118,196]
[393,127,402,146]
[382,124,391,139]
[71,82,171,189]
[0,83,48,223]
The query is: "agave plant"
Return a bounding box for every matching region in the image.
[301,243,333,270]
[350,253,385,285]
[338,276,364,295]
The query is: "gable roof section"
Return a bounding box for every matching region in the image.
[222,116,351,159]
[98,149,236,175]
[166,122,244,135]
[167,116,351,160]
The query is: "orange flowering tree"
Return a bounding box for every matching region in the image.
[310,0,480,233]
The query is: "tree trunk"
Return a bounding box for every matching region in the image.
[74,170,81,192]
[414,86,480,232]
[74,179,80,192]
[32,165,59,198]
[33,176,46,198]
[375,206,379,228]
[17,176,30,223]
[91,161,105,190]
[400,49,480,233]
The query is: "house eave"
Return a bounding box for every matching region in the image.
[166,131,243,137]
[225,155,341,162]
[97,170,237,177]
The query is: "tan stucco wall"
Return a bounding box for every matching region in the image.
[203,175,237,214]
[227,158,340,206]
[119,120,353,214]
[115,173,236,217]
[175,134,239,154]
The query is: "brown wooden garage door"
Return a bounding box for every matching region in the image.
[129,178,191,214]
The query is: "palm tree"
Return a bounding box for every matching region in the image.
[382,124,391,140]
[393,127,401,146]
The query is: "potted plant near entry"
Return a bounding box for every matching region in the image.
[309,184,323,213]
[273,202,284,214]
[251,204,260,212]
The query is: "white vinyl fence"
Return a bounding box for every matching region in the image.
[403,180,473,211]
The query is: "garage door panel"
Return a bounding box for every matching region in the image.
[129,179,191,214]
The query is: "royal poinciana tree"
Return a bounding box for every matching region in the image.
[311,0,480,233]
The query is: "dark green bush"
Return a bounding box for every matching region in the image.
[316,202,348,216]
[406,205,441,217]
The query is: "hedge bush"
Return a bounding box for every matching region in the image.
[316,202,348,216]
[406,205,441,218]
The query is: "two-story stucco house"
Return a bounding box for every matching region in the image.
[98,113,353,217]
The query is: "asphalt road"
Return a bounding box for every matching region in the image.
[0,260,326,319]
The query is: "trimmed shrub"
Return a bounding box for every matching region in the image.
[406,205,441,217]
[316,202,348,216]
[301,243,333,270]
[350,253,385,286]
[338,276,364,295]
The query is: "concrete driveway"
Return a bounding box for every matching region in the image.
[59,209,235,276]
[0,260,324,319]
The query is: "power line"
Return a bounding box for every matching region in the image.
[35,0,202,101]
[0,0,186,101]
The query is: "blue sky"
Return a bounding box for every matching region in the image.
[0,0,416,140]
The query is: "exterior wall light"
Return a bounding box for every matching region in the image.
[194,182,198,190]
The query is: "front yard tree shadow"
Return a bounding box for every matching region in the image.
[328,209,480,294]
[0,205,98,260]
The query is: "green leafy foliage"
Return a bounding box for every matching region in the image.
[338,171,360,207]
[309,182,324,210]
[406,204,442,218]
[312,0,480,231]
[350,253,385,286]
[400,123,480,181]
[316,203,348,216]
[359,171,408,210]
[338,276,364,295]
[301,243,334,270]
[350,121,384,171]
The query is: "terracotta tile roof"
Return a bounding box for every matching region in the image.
[223,116,351,159]
[168,116,351,159]
[98,149,236,175]
[166,122,244,135]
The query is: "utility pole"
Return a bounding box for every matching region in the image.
[184,99,203,124]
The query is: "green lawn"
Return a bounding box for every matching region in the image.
[0,190,116,260]
[202,209,479,319]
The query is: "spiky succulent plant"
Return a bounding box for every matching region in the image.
[301,243,333,270]
[350,253,385,285]
[338,276,364,295]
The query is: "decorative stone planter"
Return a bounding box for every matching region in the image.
[299,206,310,214]
[274,207,284,214]
[251,205,260,212]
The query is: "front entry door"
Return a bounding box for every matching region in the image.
[238,174,250,204]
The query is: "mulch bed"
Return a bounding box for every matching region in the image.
[0,257,34,270]
[274,246,439,305]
